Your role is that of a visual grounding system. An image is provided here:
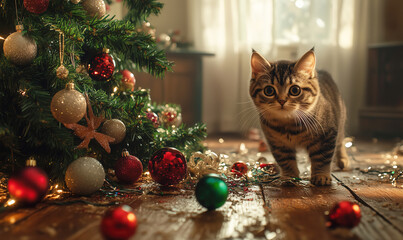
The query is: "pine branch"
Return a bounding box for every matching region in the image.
[123,0,163,25]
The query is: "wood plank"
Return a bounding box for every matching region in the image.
[0,183,268,240]
[262,179,403,240]
[333,171,403,234]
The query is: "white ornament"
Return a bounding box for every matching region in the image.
[65,157,105,195]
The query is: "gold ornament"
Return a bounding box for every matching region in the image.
[51,83,87,124]
[82,0,106,18]
[101,119,126,144]
[63,94,115,153]
[3,25,37,65]
[71,0,81,4]
[56,65,69,79]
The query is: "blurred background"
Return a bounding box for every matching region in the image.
[109,0,403,138]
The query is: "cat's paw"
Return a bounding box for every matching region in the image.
[310,174,332,186]
[336,156,349,170]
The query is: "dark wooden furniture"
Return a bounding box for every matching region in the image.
[359,42,403,137]
[135,49,214,125]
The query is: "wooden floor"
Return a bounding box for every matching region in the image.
[1,135,403,240]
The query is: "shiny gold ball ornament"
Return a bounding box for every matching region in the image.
[56,65,69,79]
[3,25,37,65]
[50,83,87,124]
[102,119,126,144]
[82,0,106,18]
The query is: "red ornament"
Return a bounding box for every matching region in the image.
[146,111,159,128]
[119,70,136,91]
[7,159,49,205]
[115,149,143,184]
[148,147,187,185]
[163,110,177,122]
[231,161,248,177]
[327,201,361,228]
[23,0,49,14]
[88,51,115,81]
[101,205,137,240]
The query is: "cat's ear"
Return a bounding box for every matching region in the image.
[251,51,271,75]
[294,49,316,77]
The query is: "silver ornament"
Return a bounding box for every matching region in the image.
[82,0,106,18]
[65,157,105,195]
[3,25,37,65]
[102,119,126,144]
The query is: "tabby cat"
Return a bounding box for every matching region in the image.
[250,48,348,185]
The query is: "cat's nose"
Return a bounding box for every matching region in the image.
[278,99,286,106]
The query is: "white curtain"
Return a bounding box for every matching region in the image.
[188,0,370,135]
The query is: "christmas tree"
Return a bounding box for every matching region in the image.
[0,0,207,183]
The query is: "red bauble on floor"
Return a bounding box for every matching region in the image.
[101,205,137,240]
[327,201,361,228]
[148,147,187,185]
[231,161,248,177]
[7,162,49,205]
[115,149,143,184]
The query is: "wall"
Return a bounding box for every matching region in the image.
[147,0,189,42]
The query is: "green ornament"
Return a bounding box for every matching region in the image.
[195,174,228,210]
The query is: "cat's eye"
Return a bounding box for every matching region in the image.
[264,86,276,97]
[289,85,301,96]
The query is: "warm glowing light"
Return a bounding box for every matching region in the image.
[345,142,353,148]
[57,190,63,193]
[6,199,16,206]
[113,87,118,92]
[127,213,136,222]
[352,204,360,213]
[55,184,59,189]
[218,138,224,143]
[0,36,4,40]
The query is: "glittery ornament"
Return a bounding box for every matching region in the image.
[65,157,105,195]
[82,0,106,18]
[231,161,248,177]
[3,25,37,65]
[195,174,228,210]
[326,201,361,228]
[7,158,49,206]
[101,205,137,240]
[148,147,187,185]
[88,50,115,81]
[50,83,87,124]
[173,113,182,127]
[102,119,126,144]
[146,111,159,128]
[188,151,220,178]
[23,0,49,14]
[119,70,136,91]
[56,65,69,79]
[159,107,179,127]
[115,149,143,184]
